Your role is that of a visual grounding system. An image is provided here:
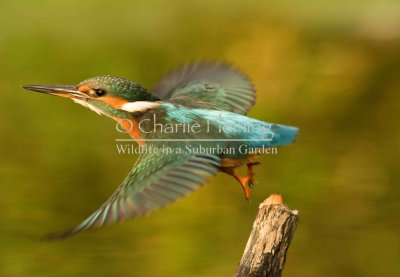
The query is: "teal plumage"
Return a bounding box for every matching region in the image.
[24,62,298,239]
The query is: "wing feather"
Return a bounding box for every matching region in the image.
[151,62,256,115]
[43,153,220,240]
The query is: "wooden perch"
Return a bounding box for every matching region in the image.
[235,194,299,277]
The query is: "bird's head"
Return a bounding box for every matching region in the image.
[24,76,160,117]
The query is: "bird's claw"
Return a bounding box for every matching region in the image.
[248,179,255,189]
[246,161,260,189]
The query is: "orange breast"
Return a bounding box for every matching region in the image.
[116,118,144,145]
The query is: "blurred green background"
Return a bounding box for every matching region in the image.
[1,1,399,276]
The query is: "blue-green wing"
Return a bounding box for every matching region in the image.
[44,152,220,239]
[151,62,256,115]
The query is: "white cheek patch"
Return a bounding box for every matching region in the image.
[121,101,161,113]
[72,98,104,116]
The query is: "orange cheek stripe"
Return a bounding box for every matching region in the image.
[101,96,129,109]
[78,85,128,109]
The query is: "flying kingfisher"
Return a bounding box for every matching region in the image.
[24,62,298,239]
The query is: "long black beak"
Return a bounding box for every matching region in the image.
[23,85,88,99]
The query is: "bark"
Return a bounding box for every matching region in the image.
[235,194,299,277]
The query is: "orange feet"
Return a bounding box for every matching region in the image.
[232,174,251,200]
[220,161,261,201]
[247,161,260,188]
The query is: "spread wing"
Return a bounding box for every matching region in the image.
[44,152,220,240]
[151,62,256,114]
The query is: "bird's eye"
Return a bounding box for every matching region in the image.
[93,88,106,97]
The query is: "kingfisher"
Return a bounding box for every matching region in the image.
[24,62,298,239]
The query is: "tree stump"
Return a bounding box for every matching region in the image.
[235,194,299,277]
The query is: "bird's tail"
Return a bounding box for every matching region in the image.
[268,123,298,146]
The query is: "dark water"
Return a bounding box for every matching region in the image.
[0,1,399,276]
